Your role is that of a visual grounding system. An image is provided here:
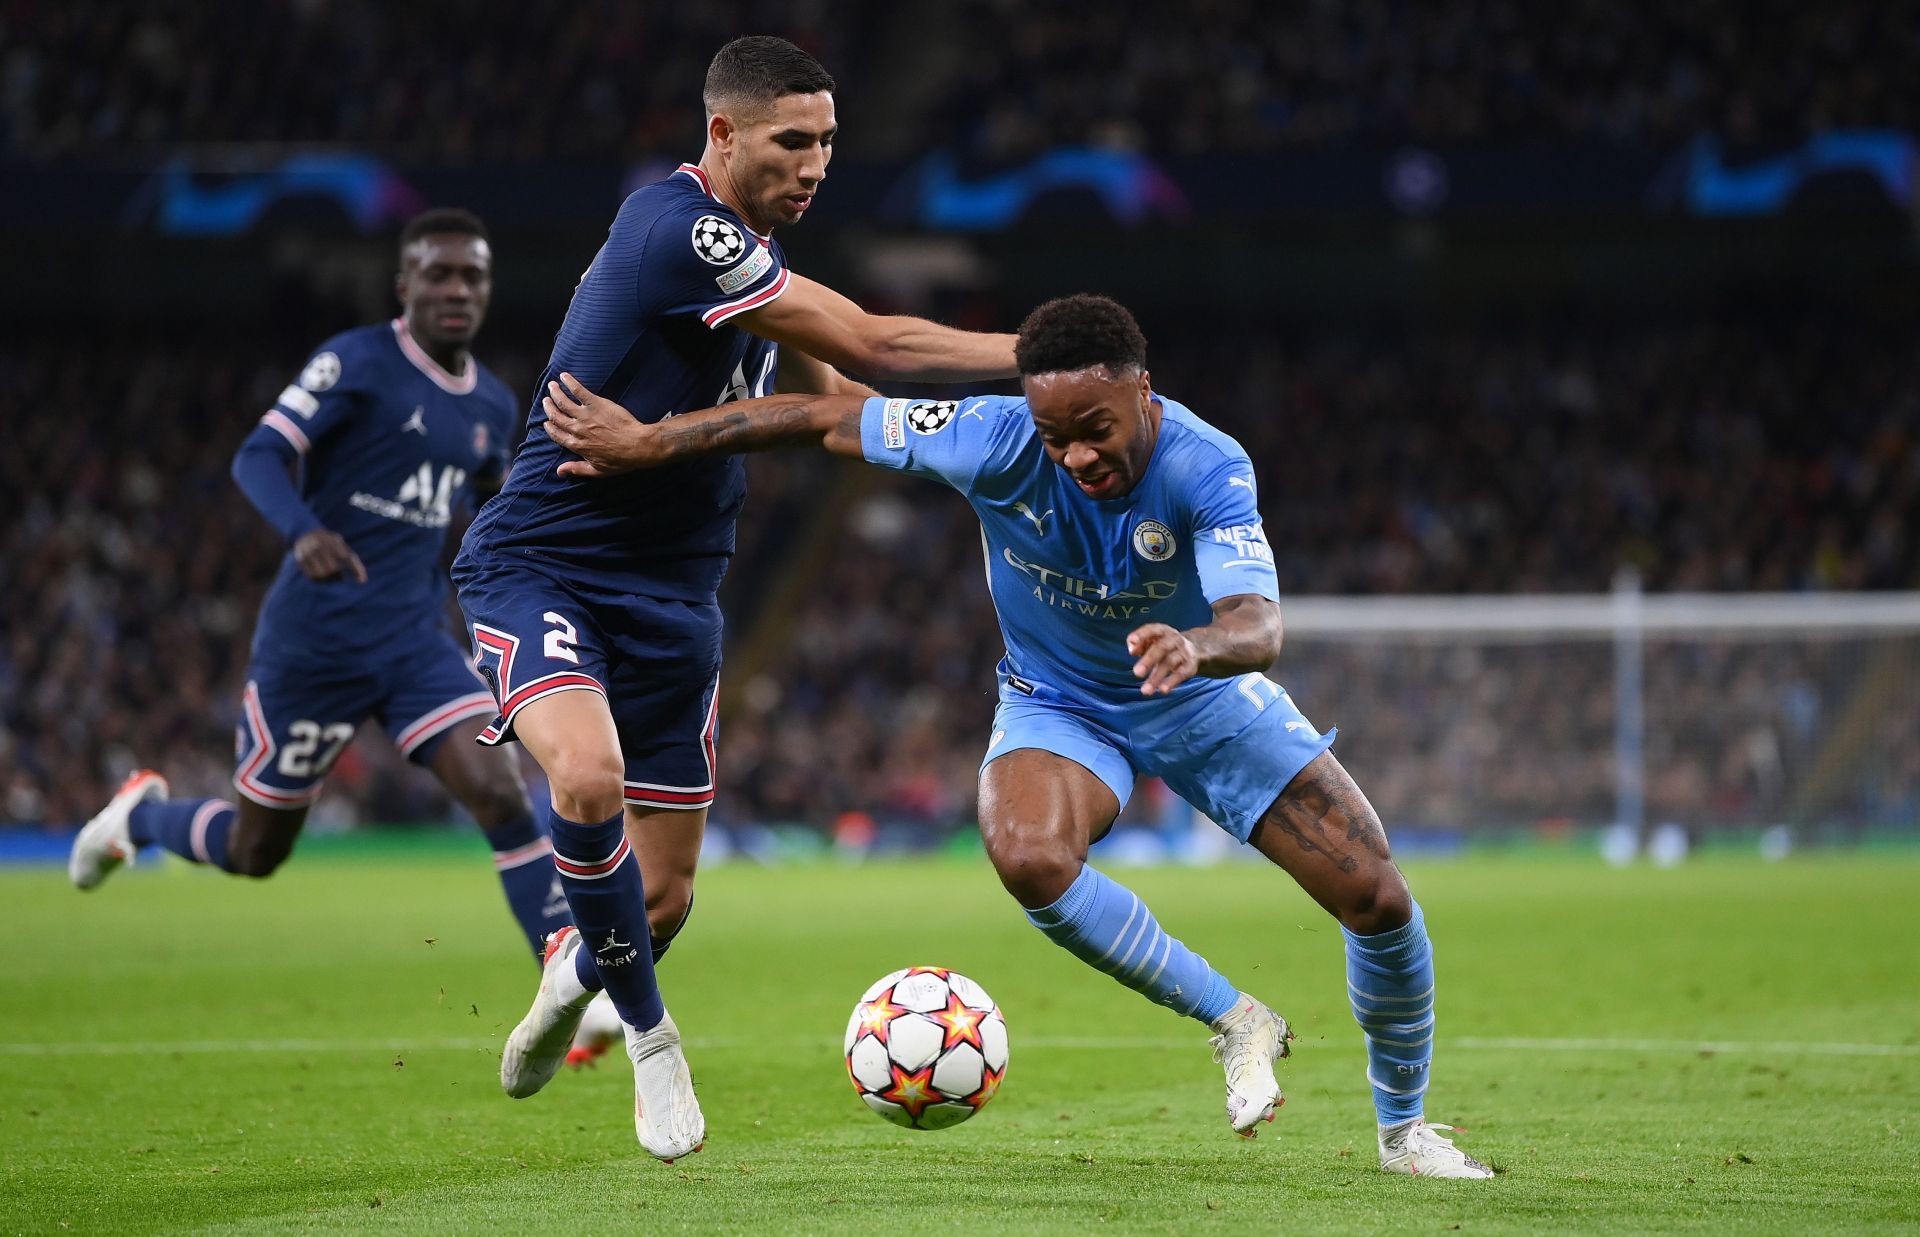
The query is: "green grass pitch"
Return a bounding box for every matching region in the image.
[3,845,1917,1232]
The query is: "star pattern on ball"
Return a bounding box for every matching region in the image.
[879,1061,942,1122]
[933,990,987,1053]
[855,992,910,1046]
[964,1063,1005,1110]
[904,965,951,980]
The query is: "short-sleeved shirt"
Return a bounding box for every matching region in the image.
[460,163,790,601]
[249,319,518,660]
[858,393,1280,714]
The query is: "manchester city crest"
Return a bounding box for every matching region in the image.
[1132,519,1176,561]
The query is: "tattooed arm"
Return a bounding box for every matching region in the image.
[540,372,868,478]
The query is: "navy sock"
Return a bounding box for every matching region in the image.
[547,807,662,1029]
[1344,901,1435,1125]
[128,798,237,871]
[483,813,571,963]
[1026,863,1240,1025]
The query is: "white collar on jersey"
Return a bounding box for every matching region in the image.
[675,163,773,242]
[391,318,477,396]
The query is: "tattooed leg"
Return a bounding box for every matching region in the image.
[1248,751,1412,935]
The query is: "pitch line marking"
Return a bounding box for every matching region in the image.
[0,1035,1915,1058]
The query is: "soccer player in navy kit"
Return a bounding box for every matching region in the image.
[542,295,1494,1179]
[70,210,576,982]
[457,37,1017,1160]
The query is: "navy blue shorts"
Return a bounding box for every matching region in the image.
[454,558,722,811]
[235,627,496,810]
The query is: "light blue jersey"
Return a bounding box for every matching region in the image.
[860,394,1336,838]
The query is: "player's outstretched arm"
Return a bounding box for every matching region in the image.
[776,345,882,400]
[735,274,1017,384]
[543,374,868,478]
[1126,595,1284,696]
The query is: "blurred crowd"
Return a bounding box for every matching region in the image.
[935,0,1920,159]
[1,0,865,163]
[6,0,1913,162]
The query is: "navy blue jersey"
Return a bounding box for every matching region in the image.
[461,163,789,601]
[250,319,518,658]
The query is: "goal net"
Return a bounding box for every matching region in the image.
[1271,582,1920,838]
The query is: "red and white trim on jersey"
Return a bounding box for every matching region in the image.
[623,673,720,810]
[395,691,499,757]
[675,161,772,239]
[702,267,790,329]
[676,162,714,196]
[493,836,555,872]
[472,623,606,745]
[391,318,477,395]
[189,798,234,865]
[552,835,632,880]
[260,409,312,453]
[234,682,323,808]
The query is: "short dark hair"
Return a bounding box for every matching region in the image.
[703,36,835,118]
[399,207,488,256]
[1015,295,1148,377]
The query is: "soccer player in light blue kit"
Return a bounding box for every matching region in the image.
[541,295,1492,1178]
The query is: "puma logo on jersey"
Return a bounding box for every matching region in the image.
[1228,476,1254,491]
[959,400,987,422]
[1013,502,1054,535]
[401,407,427,435]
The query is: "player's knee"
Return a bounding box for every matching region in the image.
[464,781,532,832]
[983,828,1081,909]
[225,828,293,879]
[1338,863,1413,937]
[542,750,625,822]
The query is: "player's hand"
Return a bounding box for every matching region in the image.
[544,372,651,478]
[292,529,367,584]
[1127,623,1197,696]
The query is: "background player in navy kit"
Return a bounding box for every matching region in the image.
[541,294,1495,1179]
[460,37,1017,1160]
[69,210,573,975]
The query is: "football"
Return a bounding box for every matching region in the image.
[843,966,1008,1129]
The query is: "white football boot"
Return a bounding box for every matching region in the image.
[501,926,594,1098]
[567,992,623,1069]
[1208,992,1293,1136]
[1379,1118,1494,1178]
[69,769,167,890]
[627,1010,705,1162]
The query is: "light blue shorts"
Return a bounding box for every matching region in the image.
[982,672,1337,842]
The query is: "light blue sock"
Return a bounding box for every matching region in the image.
[1025,863,1239,1025]
[1344,900,1434,1125]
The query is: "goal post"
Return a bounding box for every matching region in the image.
[1269,577,1920,838]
